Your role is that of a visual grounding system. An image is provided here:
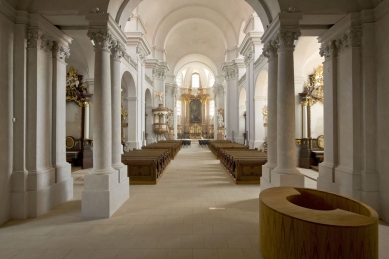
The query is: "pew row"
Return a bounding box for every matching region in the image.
[122,149,171,185]
[219,149,267,184]
[208,141,248,159]
[142,142,181,159]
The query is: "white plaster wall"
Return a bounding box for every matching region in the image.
[66,102,82,139]
[0,13,14,225]
[311,102,324,138]
[376,11,389,222]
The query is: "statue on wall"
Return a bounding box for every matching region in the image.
[154,90,164,104]
[218,113,224,128]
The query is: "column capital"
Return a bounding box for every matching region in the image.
[275,29,301,49]
[222,62,239,81]
[152,61,169,80]
[319,40,337,60]
[53,42,70,60]
[335,27,362,53]
[111,41,126,60]
[87,29,115,51]
[27,29,53,53]
[263,39,278,59]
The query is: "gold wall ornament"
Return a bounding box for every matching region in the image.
[262,107,268,122]
[66,66,89,107]
[304,65,324,105]
[154,90,164,104]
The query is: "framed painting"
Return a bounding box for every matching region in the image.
[190,100,202,123]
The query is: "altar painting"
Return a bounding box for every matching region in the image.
[190,100,202,123]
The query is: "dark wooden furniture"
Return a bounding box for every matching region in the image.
[219,149,267,184]
[122,149,171,185]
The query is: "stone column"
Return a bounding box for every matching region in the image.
[111,42,127,179]
[261,40,278,187]
[317,40,338,189]
[173,86,178,139]
[11,23,29,219]
[222,63,239,142]
[51,42,73,190]
[84,105,90,139]
[25,29,56,217]
[82,27,129,218]
[243,47,255,148]
[271,30,304,187]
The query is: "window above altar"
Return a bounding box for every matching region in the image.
[191,73,200,88]
[175,61,216,89]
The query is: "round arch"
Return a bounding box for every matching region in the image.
[121,70,137,150]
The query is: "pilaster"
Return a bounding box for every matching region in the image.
[82,13,129,218]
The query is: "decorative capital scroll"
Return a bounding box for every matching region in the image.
[275,29,301,49]
[27,29,53,53]
[136,44,146,62]
[263,39,278,59]
[335,28,362,53]
[319,40,337,60]
[152,67,167,80]
[243,43,255,66]
[53,42,70,60]
[87,30,114,51]
[223,65,238,81]
[111,40,126,60]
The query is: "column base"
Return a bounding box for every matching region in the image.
[260,164,275,191]
[317,162,336,191]
[55,163,71,183]
[271,167,304,187]
[28,176,73,218]
[82,168,129,218]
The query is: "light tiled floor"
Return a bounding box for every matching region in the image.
[0,144,388,259]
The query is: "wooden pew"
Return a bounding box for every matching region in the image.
[122,149,171,185]
[219,149,267,184]
[142,142,181,159]
[208,142,248,159]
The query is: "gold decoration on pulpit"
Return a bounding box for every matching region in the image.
[66,66,88,107]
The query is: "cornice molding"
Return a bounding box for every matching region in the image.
[126,32,152,62]
[0,0,16,22]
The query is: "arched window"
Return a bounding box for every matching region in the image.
[177,100,182,116]
[192,73,200,88]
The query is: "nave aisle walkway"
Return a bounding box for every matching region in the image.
[0,144,389,259]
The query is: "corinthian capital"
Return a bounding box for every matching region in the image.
[27,29,53,53]
[335,28,362,53]
[53,42,70,60]
[87,30,114,51]
[275,29,301,49]
[319,40,337,60]
[263,39,278,59]
[111,40,126,60]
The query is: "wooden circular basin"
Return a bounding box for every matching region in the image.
[259,187,378,259]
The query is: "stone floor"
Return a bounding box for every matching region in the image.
[0,144,388,259]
